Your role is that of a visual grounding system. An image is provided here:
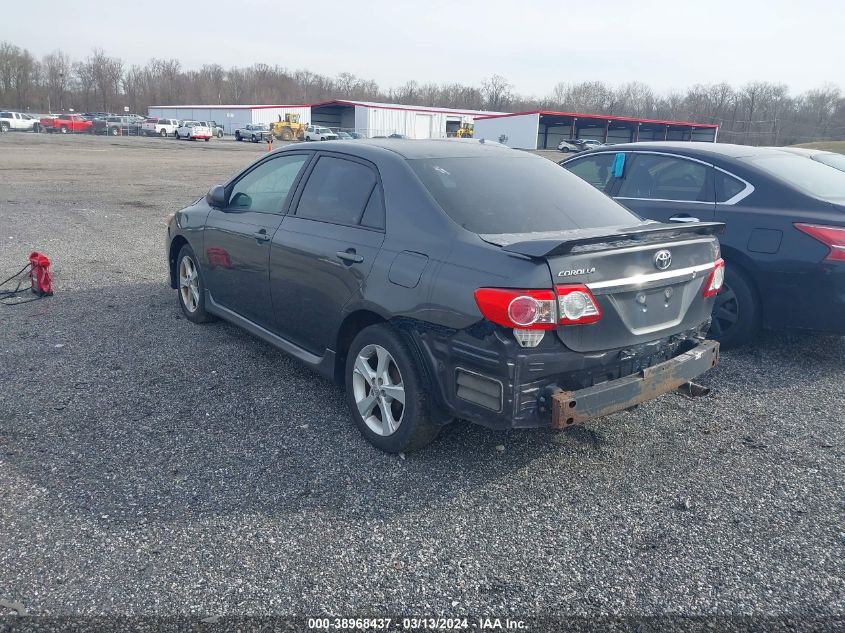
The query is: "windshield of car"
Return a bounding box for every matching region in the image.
[409,155,639,234]
[814,153,845,173]
[741,153,845,202]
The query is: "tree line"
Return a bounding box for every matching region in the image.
[1,41,843,146]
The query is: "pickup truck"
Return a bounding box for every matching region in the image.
[207,120,224,138]
[93,116,144,136]
[175,121,212,141]
[142,117,180,137]
[39,113,93,134]
[0,111,40,132]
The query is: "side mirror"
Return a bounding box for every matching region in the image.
[206,185,227,208]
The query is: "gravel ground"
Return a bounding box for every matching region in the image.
[1,132,844,628]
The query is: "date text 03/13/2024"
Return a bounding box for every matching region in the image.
[306,617,528,630]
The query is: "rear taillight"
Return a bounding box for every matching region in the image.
[555,284,602,325]
[702,258,725,298]
[474,288,557,330]
[474,285,602,330]
[795,223,845,262]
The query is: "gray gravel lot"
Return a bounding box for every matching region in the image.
[1,132,844,625]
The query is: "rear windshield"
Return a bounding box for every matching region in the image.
[815,153,845,173]
[409,155,638,234]
[741,154,845,202]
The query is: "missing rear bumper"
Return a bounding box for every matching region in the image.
[549,340,719,428]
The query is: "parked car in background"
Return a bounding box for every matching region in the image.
[303,125,338,141]
[388,133,408,139]
[39,113,93,134]
[142,117,179,137]
[558,139,604,153]
[82,112,112,121]
[561,142,845,347]
[0,111,39,132]
[175,121,212,141]
[234,123,271,143]
[93,116,138,135]
[332,129,354,140]
[207,120,224,138]
[774,147,845,173]
[166,139,723,452]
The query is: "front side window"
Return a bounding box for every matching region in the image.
[296,156,378,226]
[564,153,615,191]
[618,154,711,202]
[228,154,309,213]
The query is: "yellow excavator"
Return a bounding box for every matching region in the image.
[269,113,306,141]
[455,123,474,138]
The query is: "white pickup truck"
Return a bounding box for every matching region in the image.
[0,111,40,132]
[175,121,212,141]
[142,117,180,137]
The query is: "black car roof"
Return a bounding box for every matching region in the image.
[281,138,523,160]
[597,141,784,159]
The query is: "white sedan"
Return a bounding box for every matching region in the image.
[175,121,212,141]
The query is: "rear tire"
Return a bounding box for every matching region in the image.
[345,324,440,453]
[708,265,759,349]
[159,128,167,137]
[60,126,68,134]
[176,244,214,324]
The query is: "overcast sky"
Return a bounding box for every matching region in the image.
[4,0,843,97]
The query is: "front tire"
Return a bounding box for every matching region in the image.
[0,122,9,133]
[60,126,69,134]
[177,244,214,324]
[235,132,241,141]
[708,265,759,349]
[345,324,440,453]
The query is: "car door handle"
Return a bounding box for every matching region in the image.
[669,214,700,223]
[336,250,364,264]
[253,230,271,242]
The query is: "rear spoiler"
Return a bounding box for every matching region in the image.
[481,222,725,258]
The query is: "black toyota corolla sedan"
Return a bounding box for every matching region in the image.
[167,139,723,452]
[561,142,845,348]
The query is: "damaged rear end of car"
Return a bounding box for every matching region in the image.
[403,152,725,431]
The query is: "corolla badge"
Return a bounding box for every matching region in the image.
[653,250,672,271]
[558,267,596,277]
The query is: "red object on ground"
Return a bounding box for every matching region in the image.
[29,252,53,296]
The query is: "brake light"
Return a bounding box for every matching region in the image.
[795,223,845,262]
[555,284,602,325]
[702,258,725,298]
[474,288,557,330]
[474,284,602,329]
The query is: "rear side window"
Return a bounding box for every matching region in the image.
[409,155,636,234]
[0,112,12,118]
[228,154,309,214]
[618,154,711,202]
[715,171,746,202]
[564,153,615,191]
[296,156,378,226]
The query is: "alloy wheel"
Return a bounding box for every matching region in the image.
[710,283,738,337]
[179,255,200,313]
[352,344,405,436]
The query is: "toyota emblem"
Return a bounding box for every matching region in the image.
[653,250,672,270]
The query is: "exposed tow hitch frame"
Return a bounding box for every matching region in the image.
[543,340,720,428]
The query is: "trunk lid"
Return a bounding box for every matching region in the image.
[485,222,723,352]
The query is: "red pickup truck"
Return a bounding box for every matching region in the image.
[39,113,93,134]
